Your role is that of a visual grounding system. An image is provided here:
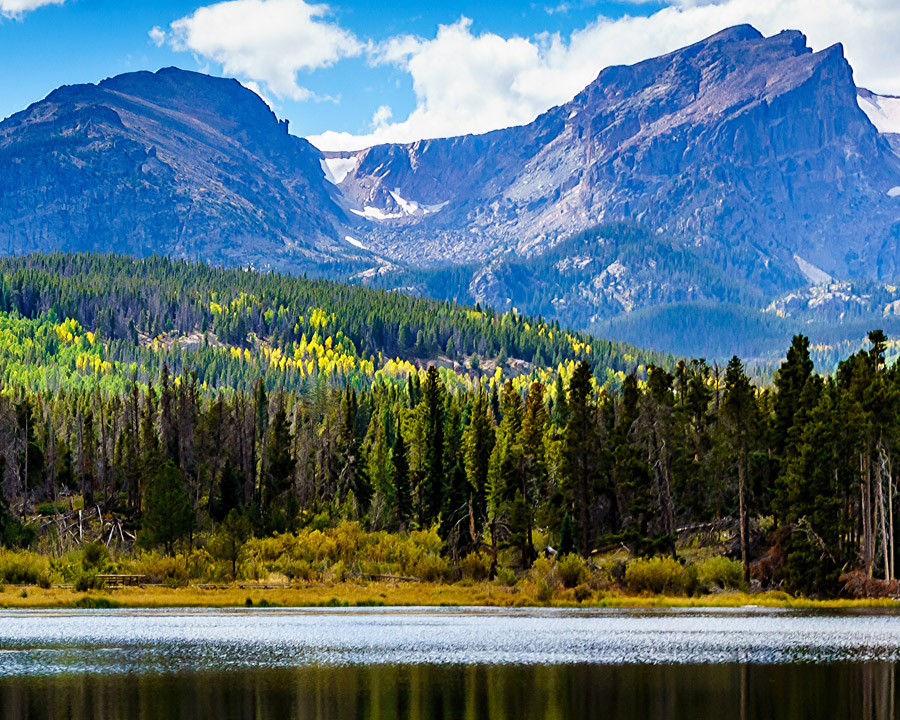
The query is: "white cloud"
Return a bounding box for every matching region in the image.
[0,0,64,19]
[371,104,393,128]
[151,0,363,101]
[308,0,900,151]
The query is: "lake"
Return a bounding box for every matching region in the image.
[0,606,898,719]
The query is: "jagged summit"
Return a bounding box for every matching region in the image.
[336,25,900,289]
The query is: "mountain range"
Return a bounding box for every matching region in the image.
[2,25,900,362]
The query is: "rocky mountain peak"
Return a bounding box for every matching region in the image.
[0,67,353,271]
[337,25,900,288]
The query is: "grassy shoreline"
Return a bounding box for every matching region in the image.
[2,582,899,611]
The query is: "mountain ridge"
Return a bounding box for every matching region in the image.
[335,25,900,289]
[0,66,361,272]
[3,26,900,360]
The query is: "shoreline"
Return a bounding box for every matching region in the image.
[2,582,898,611]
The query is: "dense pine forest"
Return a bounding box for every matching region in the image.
[0,254,895,599]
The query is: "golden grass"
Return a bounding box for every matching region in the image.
[1,582,899,610]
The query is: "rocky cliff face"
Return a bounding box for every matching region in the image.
[0,67,356,272]
[337,26,900,292]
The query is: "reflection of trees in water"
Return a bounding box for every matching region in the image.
[0,663,898,719]
[861,663,896,720]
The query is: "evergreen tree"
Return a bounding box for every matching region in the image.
[142,461,194,555]
[391,419,412,530]
[210,460,243,523]
[210,508,251,580]
[558,512,575,558]
[516,381,548,566]
[721,356,757,583]
[772,335,814,459]
[337,387,372,514]
[420,366,445,525]
[560,361,603,555]
[464,387,495,540]
[441,399,469,557]
[262,398,297,533]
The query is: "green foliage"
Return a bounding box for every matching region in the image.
[72,596,121,609]
[692,556,746,592]
[557,553,588,589]
[531,556,560,601]
[209,509,252,580]
[244,522,449,583]
[0,497,35,549]
[81,541,107,570]
[0,550,50,586]
[74,571,105,592]
[459,551,491,581]
[558,514,575,558]
[140,462,194,555]
[625,556,686,595]
[0,252,897,601]
[494,567,518,587]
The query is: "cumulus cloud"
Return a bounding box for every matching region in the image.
[0,0,64,19]
[309,0,900,151]
[151,0,363,101]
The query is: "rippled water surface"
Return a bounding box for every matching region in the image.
[1,607,899,718]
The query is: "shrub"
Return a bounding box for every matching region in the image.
[625,556,686,595]
[82,541,108,569]
[72,596,120,609]
[74,572,105,592]
[0,550,51,586]
[536,579,555,603]
[694,556,745,592]
[531,556,559,601]
[126,551,190,586]
[410,554,450,582]
[459,551,491,581]
[279,559,316,582]
[573,584,593,603]
[35,502,60,516]
[495,567,518,587]
[557,554,588,589]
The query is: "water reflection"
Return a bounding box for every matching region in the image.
[0,663,897,720]
[2,609,900,719]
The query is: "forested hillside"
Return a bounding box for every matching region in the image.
[367,224,900,364]
[0,253,656,395]
[0,254,895,599]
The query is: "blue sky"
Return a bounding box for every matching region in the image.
[2,0,899,151]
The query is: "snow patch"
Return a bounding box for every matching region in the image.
[389,190,420,215]
[350,207,404,221]
[888,186,900,198]
[389,191,448,217]
[320,156,358,185]
[857,92,900,135]
[794,254,832,285]
[351,191,448,222]
[344,235,367,250]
